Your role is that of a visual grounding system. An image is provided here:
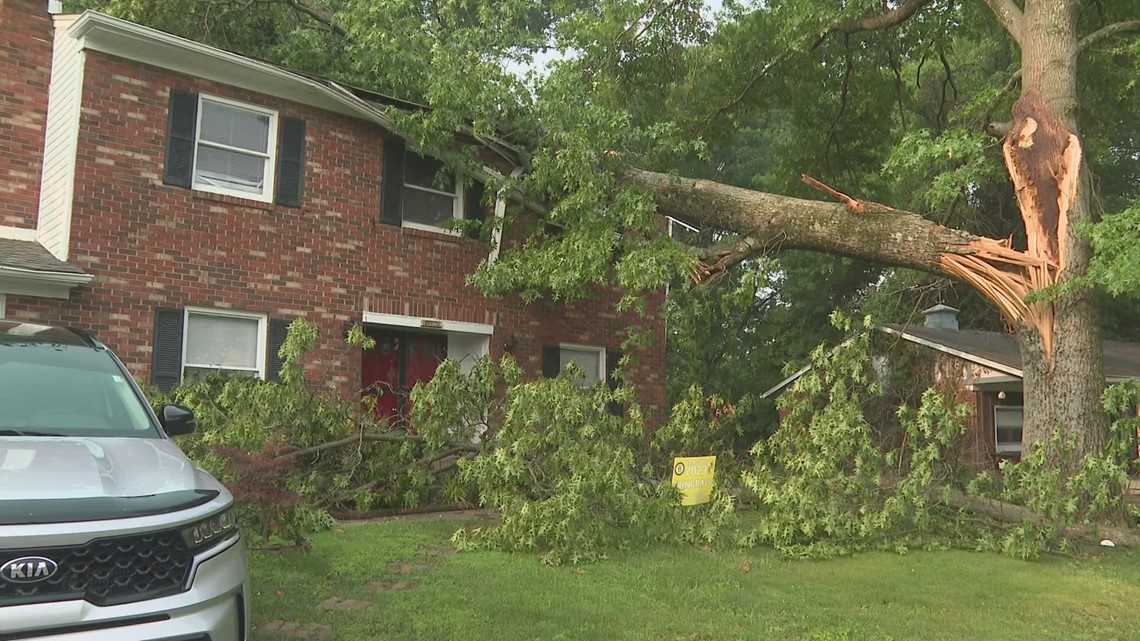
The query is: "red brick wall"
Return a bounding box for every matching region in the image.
[3,50,667,421]
[0,0,51,229]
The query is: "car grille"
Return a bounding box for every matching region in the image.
[0,530,193,607]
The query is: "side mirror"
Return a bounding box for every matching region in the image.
[160,404,196,436]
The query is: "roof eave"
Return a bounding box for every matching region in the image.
[0,265,94,300]
[877,325,1023,377]
[70,11,395,123]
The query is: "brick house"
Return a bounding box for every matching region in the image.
[0,0,666,423]
[762,305,1140,470]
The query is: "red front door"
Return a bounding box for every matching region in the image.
[361,329,446,428]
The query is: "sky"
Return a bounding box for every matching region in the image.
[504,0,729,79]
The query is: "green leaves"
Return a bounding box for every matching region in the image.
[883,128,1004,212]
[1086,200,1140,296]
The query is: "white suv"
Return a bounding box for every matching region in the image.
[0,320,248,641]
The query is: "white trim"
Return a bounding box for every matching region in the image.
[0,294,6,319]
[362,311,494,336]
[878,325,1023,377]
[37,15,85,261]
[0,227,39,242]
[402,221,462,236]
[191,94,278,203]
[182,307,268,378]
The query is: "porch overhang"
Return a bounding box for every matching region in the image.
[0,238,93,299]
[963,375,1023,392]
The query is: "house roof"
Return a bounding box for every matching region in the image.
[0,238,86,275]
[760,324,1140,398]
[881,324,1140,382]
[67,11,525,173]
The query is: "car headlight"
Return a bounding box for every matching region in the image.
[181,508,238,552]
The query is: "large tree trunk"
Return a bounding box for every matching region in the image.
[1015,0,1108,469]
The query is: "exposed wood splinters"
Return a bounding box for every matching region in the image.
[801,174,866,214]
[937,90,1081,361]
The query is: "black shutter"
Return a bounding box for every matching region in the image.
[152,307,185,392]
[381,139,406,226]
[606,349,624,416]
[542,345,561,378]
[275,117,305,207]
[163,89,198,188]
[267,318,290,382]
[464,180,486,238]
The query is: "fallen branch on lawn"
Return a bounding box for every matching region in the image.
[931,486,1140,547]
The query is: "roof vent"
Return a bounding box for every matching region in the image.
[923,304,959,331]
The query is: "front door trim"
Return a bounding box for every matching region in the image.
[362,311,494,336]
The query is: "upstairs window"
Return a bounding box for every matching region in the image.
[193,96,277,201]
[380,139,484,233]
[163,89,305,207]
[402,151,461,231]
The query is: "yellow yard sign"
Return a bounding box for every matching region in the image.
[671,456,716,506]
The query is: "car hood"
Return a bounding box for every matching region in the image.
[0,436,222,500]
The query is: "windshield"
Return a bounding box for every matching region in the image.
[0,342,158,437]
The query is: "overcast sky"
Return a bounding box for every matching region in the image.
[505,0,728,79]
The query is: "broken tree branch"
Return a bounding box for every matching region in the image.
[624,167,980,278]
[282,431,424,460]
[802,174,865,213]
[933,486,1140,547]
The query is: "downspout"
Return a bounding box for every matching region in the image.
[488,167,524,266]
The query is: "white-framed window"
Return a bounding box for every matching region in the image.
[995,405,1023,455]
[559,344,606,388]
[0,293,6,319]
[192,94,278,202]
[182,308,267,379]
[402,151,462,231]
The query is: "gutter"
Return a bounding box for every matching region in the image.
[0,265,93,286]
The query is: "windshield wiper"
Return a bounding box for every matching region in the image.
[0,429,66,437]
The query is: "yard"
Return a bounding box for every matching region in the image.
[248,513,1140,641]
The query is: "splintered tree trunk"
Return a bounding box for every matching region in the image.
[1014,0,1108,469]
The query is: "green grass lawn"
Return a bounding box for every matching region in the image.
[249,515,1140,641]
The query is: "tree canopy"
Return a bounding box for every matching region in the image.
[69,0,1140,461]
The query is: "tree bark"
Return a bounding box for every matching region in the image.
[1011,0,1108,471]
[622,168,980,272]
